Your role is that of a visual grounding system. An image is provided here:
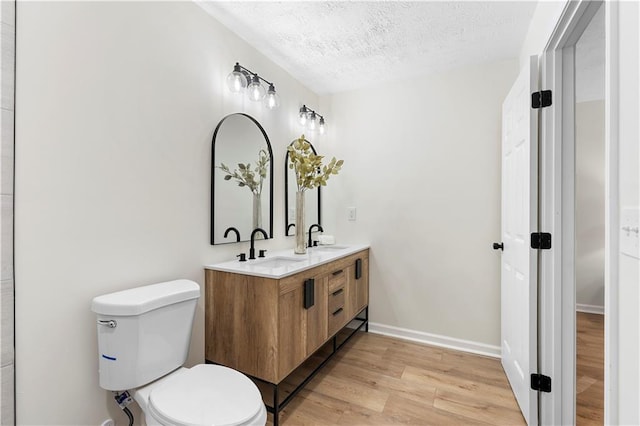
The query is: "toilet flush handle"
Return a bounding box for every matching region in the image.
[97,319,117,328]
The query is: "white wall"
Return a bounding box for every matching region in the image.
[15,2,319,424]
[575,100,605,309]
[321,59,518,348]
[519,1,568,65]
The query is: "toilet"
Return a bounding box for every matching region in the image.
[91,280,267,426]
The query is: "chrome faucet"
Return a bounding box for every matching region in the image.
[249,228,268,260]
[308,224,323,248]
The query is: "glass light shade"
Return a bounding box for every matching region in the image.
[247,75,265,101]
[298,107,308,126]
[318,117,326,135]
[264,84,280,109]
[226,64,247,93]
[308,112,317,132]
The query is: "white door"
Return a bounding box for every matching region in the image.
[500,55,538,425]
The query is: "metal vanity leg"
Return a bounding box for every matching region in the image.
[365,306,369,332]
[273,383,279,426]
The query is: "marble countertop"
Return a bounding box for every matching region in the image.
[204,243,370,279]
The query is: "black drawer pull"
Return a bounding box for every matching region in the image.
[355,259,362,280]
[331,288,344,296]
[332,269,344,276]
[332,307,343,316]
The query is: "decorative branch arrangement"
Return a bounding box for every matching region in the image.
[288,135,343,192]
[218,149,270,195]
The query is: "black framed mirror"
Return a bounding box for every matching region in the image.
[211,113,273,245]
[284,139,321,236]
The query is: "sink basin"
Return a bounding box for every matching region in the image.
[251,256,307,269]
[310,245,350,252]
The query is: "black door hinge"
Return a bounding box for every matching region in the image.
[531,90,552,108]
[531,232,552,249]
[531,373,552,392]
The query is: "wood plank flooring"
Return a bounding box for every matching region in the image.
[576,312,604,425]
[266,332,525,425]
[261,312,604,425]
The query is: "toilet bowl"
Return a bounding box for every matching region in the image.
[133,365,267,426]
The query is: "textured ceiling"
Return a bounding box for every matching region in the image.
[198,1,538,95]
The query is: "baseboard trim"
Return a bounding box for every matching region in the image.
[576,303,605,315]
[368,322,501,359]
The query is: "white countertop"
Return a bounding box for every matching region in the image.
[204,244,370,279]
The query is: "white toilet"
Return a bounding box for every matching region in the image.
[91,279,267,426]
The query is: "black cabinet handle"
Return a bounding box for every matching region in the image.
[493,242,504,251]
[303,279,315,309]
[331,288,344,296]
[332,307,343,316]
[332,270,343,276]
[355,259,362,279]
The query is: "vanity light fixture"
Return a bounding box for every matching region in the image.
[298,105,326,135]
[226,62,280,110]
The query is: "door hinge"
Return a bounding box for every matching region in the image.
[531,90,552,109]
[531,373,552,392]
[531,232,552,249]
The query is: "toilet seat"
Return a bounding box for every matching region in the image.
[147,364,265,426]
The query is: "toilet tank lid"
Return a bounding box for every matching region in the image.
[91,280,200,316]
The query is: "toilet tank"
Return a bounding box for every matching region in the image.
[91,280,200,391]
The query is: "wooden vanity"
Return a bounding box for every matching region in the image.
[204,247,369,424]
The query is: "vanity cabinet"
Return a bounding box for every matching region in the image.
[204,249,369,385]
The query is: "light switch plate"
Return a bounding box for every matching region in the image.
[347,207,356,221]
[620,207,640,259]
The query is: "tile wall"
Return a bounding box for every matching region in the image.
[0,0,14,423]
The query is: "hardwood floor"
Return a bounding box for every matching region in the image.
[576,312,604,425]
[265,332,525,425]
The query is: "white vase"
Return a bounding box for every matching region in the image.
[252,192,262,231]
[294,191,306,254]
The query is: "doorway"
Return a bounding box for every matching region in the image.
[574,4,605,423]
[537,0,611,423]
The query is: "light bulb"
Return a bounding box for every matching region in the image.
[308,112,317,132]
[318,117,326,135]
[247,74,265,101]
[226,63,247,93]
[299,106,308,126]
[264,83,280,109]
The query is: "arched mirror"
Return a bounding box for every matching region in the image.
[284,139,321,236]
[211,113,273,245]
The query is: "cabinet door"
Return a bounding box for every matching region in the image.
[278,285,305,380]
[346,256,369,318]
[355,256,369,313]
[278,273,328,380]
[305,275,328,355]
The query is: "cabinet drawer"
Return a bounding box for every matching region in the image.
[328,286,345,313]
[328,269,346,292]
[328,305,346,336]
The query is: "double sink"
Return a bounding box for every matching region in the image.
[252,245,349,268]
[205,245,368,279]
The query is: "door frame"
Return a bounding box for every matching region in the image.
[538,0,615,424]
